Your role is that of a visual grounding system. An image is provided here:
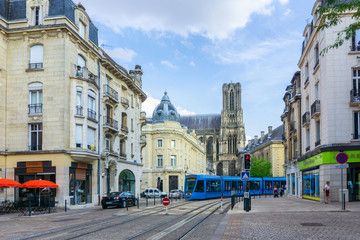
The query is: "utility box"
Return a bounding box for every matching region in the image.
[339,189,349,202]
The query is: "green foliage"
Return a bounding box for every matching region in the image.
[316,0,360,55]
[250,158,273,177]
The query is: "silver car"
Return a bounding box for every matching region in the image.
[169,189,183,199]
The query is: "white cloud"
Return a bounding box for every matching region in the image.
[283,9,291,16]
[161,60,178,69]
[81,0,286,40]
[106,47,137,63]
[189,61,195,67]
[177,107,196,116]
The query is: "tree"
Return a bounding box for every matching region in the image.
[249,158,273,177]
[316,0,360,54]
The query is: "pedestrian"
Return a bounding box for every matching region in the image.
[324,181,330,204]
[279,186,283,197]
[273,186,278,198]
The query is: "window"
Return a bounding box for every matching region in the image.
[171,140,175,148]
[157,155,163,167]
[354,112,360,139]
[105,136,110,151]
[306,129,310,151]
[305,64,309,84]
[120,139,126,157]
[294,140,298,158]
[314,44,319,69]
[77,55,86,76]
[131,143,133,157]
[87,90,96,121]
[315,82,320,100]
[131,94,134,108]
[315,120,321,146]
[158,139,162,148]
[32,6,42,25]
[28,83,43,114]
[76,125,82,148]
[230,90,234,110]
[131,119,134,132]
[87,127,95,150]
[352,29,360,51]
[79,21,85,38]
[353,69,360,97]
[29,123,42,151]
[171,155,176,166]
[29,45,43,69]
[76,87,83,116]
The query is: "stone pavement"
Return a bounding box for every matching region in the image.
[214,196,360,240]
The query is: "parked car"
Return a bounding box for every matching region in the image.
[169,189,183,199]
[141,188,167,198]
[101,192,138,209]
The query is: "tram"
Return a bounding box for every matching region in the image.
[184,174,286,200]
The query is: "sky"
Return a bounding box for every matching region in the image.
[81,0,316,139]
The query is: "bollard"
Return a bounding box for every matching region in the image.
[65,199,67,212]
[137,197,139,209]
[49,195,51,214]
[154,195,156,206]
[343,193,346,210]
[146,195,148,207]
[126,197,128,211]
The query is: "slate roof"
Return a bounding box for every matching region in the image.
[245,124,284,151]
[180,114,221,130]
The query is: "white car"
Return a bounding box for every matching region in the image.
[169,189,183,199]
[141,188,167,198]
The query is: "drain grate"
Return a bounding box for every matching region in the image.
[300,223,324,226]
[52,218,79,222]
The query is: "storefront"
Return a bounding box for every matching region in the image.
[119,169,135,194]
[348,163,360,202]
[302,168,320,200]
[69,162,92,205]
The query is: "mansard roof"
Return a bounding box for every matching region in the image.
[180,114,221,130]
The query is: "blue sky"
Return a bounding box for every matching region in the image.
[81,0,316,139]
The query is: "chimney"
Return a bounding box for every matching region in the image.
[254,135,258,143]
[248,140,251,146]
[261,131,265,140]
[268,126,272,135]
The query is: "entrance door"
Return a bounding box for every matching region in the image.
[348,165,360,201]
[169,176,178,192]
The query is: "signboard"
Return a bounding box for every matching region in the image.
[241,172,250,181]
[335,164,349,169]
[336,152,349,164]
[162,197,170,206]
[244,192,249,198]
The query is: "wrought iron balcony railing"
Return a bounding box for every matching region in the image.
[103,84,119,102]
[28,104,43,114]
[29,63,43,69]
[87,108,97,121]
[311,100,320,118]
[302,112,310,126]
[103,116,118,130]
[76,105,83,116]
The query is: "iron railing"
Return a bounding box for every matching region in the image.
[28,104,43,114]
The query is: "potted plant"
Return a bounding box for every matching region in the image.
[89,73,94,78]
[77,65,81,70]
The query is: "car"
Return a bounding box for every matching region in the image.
[101,192,138,209]
[141,188,167,198]
[169,189,183,199]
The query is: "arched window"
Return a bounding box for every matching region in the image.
[28,83,43,114]
[30,45,43,69]
[76,87,83,116]
[78,55,86,68]
[230,90,234,110]
[79,21,85,38]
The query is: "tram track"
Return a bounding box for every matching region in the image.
[19,200,193,240]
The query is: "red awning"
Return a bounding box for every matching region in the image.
[20,180,58,188]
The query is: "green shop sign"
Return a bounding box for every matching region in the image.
[299,150,360,170]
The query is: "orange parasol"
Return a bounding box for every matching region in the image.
[0,178,21,188]
[20,179,58,188]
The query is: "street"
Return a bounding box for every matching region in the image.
[0,197,359,240]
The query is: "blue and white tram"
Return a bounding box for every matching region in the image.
[262,177,287,195]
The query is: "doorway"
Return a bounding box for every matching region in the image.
[169,176,178,191]
[348,164,360,201]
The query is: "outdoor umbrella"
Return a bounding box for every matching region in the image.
[20,180,58,206]
[0,178,21,188]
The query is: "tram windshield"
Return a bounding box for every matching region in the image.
[185,178,196,192]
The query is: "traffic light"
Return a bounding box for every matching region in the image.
[243,153,251,170]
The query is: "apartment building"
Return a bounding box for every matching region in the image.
[0,0,146,206]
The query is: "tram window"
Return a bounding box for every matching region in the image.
[232,181,237,190]
[185,178,196,192]
[265,181,272,190]
[273,181,280,188]
[206,180,210,192]
[210,180,221,192]
[250,181,260,190]
[281,181,286,189]
[238,181,243,190]
[195,180,204,192]
[225,181,231,191]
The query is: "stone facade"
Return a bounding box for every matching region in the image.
[141,92,206,192]
[0,0,146,207]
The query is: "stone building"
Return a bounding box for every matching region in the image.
[180,83,246,176]
[244,126,285,177]
[0,0,146,207]
[281,71,302,197]
[141,92,206,192]
[297,0,360,202]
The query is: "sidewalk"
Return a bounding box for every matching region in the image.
[214,196,360,240]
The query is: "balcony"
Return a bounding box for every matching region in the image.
[302,112,310,127]
[119,153,127,159]
[103,116,119,132]
[121,125,128,133]
[103,84,119,104]
[290,121,296,133]
[73,65,98,87]
[291,87,301,100]
[28,63,43,70]
[87,108,97,122]
[311,100,320,119]
[75,105,83,116]
[350,89,360,107]
[121,97,129,108]
[28,104,43,114]
[315,139,321,147]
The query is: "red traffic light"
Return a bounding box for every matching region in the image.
[245,155,250,160]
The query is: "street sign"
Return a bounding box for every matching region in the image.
[241,172,250,181]
[336,152,349,164]
[244,192,250,198]
[335,164,349,169]
[162,197,170,206]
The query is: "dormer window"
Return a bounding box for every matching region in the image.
[79,21,85,38]
[32,6,42,26]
